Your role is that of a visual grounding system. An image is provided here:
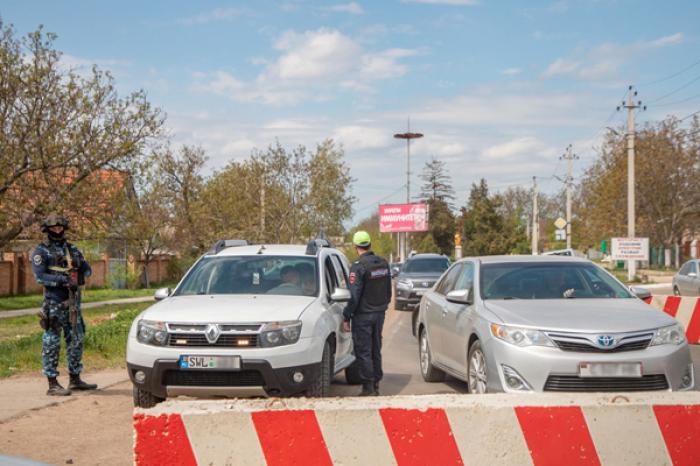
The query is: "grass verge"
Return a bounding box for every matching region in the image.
[0,302,151,378]
[0,286,170,312]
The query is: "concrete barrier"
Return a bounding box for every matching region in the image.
[646,295,700,344]
[134,392,700,465]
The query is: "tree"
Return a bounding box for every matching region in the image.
[417,157,456,255]
[460,179,526,255]
[419,157,455,209]
[0,23,163,248]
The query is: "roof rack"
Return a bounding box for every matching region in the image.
[210,239,252,255]
[305,237,334,256]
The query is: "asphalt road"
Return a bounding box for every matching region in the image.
[332,306,700,395]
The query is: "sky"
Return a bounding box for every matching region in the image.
[2,0,700,223]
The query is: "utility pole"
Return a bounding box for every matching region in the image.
[260,171,266,242]
[394,119,424,261]
[617,86,645,281]
[532,176,539,255]
[560,144,578,249]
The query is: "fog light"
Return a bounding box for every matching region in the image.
[501,365,531,391]
[680,364,694,390]
[134,370,146,384]
[292,371,304,383]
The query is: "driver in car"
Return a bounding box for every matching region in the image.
[268,265,304,295]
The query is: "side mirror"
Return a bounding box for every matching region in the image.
[629,286,651,301]
[446,288,473,305]
[391,267,400,278]
[154,287,172,301]
[330,288,351,302]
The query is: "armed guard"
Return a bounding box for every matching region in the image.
[342,231,392,396]
[31,215,97,396]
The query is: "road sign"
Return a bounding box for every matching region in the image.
[611,237,649,261]
[554,217,567,230]
[555,229,566,241]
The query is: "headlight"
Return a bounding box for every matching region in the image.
[650,324,686,346]
[137,320,168,346]
[490,323,554,347]
[260,321,302,348]
[396,279,413,290]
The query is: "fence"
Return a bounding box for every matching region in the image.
[0,251,171,296]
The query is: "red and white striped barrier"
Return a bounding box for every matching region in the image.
[645,295,700,344]
[134,393,700,465]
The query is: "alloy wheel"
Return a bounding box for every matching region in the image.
[419,331,430,376]
[468,348,487,394]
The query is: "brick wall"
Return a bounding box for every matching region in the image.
[0,262,12,296]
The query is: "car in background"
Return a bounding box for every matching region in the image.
[126,238,357,407]
[541,248,586,258]
[416,255,694,393]
[673,259,700,296]
[394,253,450,311]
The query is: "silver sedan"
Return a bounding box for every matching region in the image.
[417,255,694,393]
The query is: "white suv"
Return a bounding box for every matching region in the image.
[126,239,358,407]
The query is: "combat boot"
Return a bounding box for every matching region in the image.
[68,373,97,391]
[47,377,71,396]
[373,381,380,396]
[359,382,375,396]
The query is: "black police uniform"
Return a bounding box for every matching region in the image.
[343,251,392,393]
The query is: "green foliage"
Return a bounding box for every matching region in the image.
[0,288,156,311]
[416,234,438,253]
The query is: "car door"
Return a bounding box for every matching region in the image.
[426,263,463,362]
[441,261,476,372]
[688,261,700,296]
[678,262,692,295]
[328,255,354,362]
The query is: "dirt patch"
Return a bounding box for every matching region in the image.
[0,381,133,465]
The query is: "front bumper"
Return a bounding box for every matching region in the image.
[128,359,322,398]
[484,337,694,392]
[395,288,430,307]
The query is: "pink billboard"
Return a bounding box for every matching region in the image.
[379,203,429,232]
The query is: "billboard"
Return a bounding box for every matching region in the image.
[611,237,649,261]
[379,203,429,233]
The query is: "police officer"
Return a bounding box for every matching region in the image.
[32,215,97,396]
[342,231,392,396]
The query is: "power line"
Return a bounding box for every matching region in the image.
[648,73,700,104]
[653,92,700,108]
[680,109,700,121]
[638,58,700,87]
[355,183,407,214]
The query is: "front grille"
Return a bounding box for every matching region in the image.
[553,338,652,353]
[163,370,264,387]
[167,333,259,347]
[544,374,669,392]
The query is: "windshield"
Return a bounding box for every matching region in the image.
[403,258,450,274]
[480,262,633,300]
[175,256,318,297]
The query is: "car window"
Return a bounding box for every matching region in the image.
[435,263,463,295]
[324,256,338,297]
[480,262,633,300]
[330,255,349,289]
[692,262,698,275]
[680,262,692,275]
[403,258,450,274]
[175,255,318,297]
[454,262,474,291]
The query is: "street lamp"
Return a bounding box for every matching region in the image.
[394,119,424,262]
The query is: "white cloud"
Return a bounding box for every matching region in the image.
[482,137,552,160]
[332,125,393,150]
[501,67,522,76]
[177,8,244,25]
[327,2,364,14]
[542,33,684,80]
[402,0,478,5]
[194,28,419,105]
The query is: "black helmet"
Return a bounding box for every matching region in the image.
[40,214,70,233]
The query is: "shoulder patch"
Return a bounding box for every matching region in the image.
[349,272,357,284]
[33,254,43,266]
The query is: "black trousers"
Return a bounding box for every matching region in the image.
[351,311,385,384]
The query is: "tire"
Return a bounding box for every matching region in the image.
[345,360,362,385]
[133,385,164,408]
[307,341,332,397]
[411,310,418,338]
[673,286,681,296]
[467,340,488,394]
[419,327,445,382]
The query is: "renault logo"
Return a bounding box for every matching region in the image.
[205,324,220,344]
[597,335,615,347]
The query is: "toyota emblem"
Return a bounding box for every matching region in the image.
[597,335,615,347]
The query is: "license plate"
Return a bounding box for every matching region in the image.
[179,355,241,370]
[415,290,424,296]
[579,362,642,378]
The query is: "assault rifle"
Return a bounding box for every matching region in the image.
[47,246,84,339]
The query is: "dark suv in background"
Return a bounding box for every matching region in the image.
[394,253,450,310]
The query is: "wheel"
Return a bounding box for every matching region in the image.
[467,340,488,394]
[411,310,418,338]
[133,385,164,408]
[419,327,445,382]
[673,286,681,296]
[307,341,332,397]
[344,360,362,385]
